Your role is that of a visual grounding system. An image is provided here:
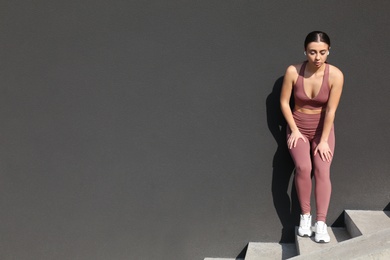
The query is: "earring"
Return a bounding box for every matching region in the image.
[304,51,306,56]
[327,51,330,55]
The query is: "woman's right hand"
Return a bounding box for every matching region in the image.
[287,130,306,149]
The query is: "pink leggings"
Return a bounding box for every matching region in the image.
[287,111,335,222]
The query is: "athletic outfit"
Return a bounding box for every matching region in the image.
[287,61,334,223]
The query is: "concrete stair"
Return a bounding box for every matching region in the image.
[204,210,390,259]
[295,226,350,255]
[245,242,296,260]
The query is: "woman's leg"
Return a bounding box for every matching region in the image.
[287,132,313,215]
[312,127,335,222]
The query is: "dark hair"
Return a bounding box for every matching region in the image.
[304,31,331,49]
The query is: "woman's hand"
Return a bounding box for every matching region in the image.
[314,141,333,162]
[287,130,306,149]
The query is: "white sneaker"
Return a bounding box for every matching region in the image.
[314,221,330,243]
[298,214,313,237]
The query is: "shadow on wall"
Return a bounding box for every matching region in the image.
[384,202,390,211]
[266,76,300,243]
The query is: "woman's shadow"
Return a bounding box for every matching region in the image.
[266,76,300,243]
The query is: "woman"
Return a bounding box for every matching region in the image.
[280,31,344,243]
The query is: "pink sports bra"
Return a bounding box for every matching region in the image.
[294,61,330,110]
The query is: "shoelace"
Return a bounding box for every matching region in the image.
[301,216,311,228]
[317,223,327,233]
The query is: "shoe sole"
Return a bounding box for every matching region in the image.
[298,230,313,237]
[315,239,330,243]
[315,236,330,243]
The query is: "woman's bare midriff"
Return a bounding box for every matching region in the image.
[294,105,325,114]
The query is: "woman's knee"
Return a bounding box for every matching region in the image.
[295,163,312,175]
[313,167,331,183]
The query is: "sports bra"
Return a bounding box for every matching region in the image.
[293,61,330,110]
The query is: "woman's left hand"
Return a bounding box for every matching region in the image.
[314,141,333,162]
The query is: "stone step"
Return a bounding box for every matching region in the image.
[290,227,390,259]
[295,226,351,255]
[204,210,390,259]
[244,242,297,260]
[204,258,239,260]
[290,210,390,259]
[345,210,390,237]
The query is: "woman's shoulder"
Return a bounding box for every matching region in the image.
[328,63,344,80]
[285,62,305,75]
[329,64,344,83]
[327,64,344,89]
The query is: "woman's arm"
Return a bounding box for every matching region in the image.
[280,65,306,149]
[314,66,344,161]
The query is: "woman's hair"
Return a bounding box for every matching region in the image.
[304,31,331,49]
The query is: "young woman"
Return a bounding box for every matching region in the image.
[280,31,344,243]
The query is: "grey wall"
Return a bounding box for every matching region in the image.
[1,1,390,259]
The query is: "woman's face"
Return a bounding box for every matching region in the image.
[305,41,329,68]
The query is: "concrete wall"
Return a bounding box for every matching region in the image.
[1,1,390,259]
